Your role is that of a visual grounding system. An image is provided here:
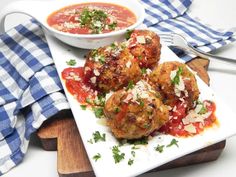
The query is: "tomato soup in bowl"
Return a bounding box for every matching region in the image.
[0,0,145,49]
[47,2,137,35]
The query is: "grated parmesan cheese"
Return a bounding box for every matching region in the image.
[63,22,80,29]
[93,69,100,76]
[136,36,146,44]
[184,124,196,133]
[90,77,96,84]
[84,67,91,72]
[170,70,177,81]
[126,61,132,68]
[146,68,152,75]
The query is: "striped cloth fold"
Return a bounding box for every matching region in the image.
[141,0,236,61]
[0,0,235,176]
[0,19,70,175]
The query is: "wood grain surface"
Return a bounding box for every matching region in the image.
[37,58,226,177]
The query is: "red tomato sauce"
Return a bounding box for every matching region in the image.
[61,67,96,103]
[47,2,136,34]
[159,100,217,137]
[62,67,217,137]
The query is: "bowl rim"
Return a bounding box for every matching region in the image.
[45,0,145,39]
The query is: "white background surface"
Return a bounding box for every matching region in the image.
[0,0,236,177]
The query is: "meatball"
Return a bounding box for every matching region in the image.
[128,30,161,69]
[104,80,169,139]
[84,42,142,92]
[149,61,200,109]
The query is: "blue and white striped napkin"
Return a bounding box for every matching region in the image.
[142,0,235,60]
[0,19,70,175]
[0,0,235,175]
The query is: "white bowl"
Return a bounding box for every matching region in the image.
[0,0,145,49]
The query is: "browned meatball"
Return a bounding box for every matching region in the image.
[84,42,142,92]
[128,30,161,69]
[104,80,169,139]
[149,61,200,109]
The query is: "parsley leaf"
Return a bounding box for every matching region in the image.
[93,131,106,143]
[141,68,147,74]
[98,55,105,64]
[199,106,207,114]
[155,145,164,153]
[197,101,208,114]
[131,145,140,150]
[138,55,142,60]
[87,139,93,144]
[137,99,144,107]
[93,153,101,162]
[94,94,106,106]
[108,22,117,30]
[80,105,87,110]
[85,98,92,104]
[126,80,134,90]
[125,30,133,40]
[114,107,120,114]
[93,107,104,118]
[166,138,179,148]
[112,146,125,163]
[171,67,183,85]
[128,159,134,166]
[66,59,76,66]
[131,151,135,157]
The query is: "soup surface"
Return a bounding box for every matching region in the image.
[47,2,137,34]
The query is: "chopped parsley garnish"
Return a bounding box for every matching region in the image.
[114,107,120,114]
[138,55,142,60]
[93,107,104,118]
[199,105,207,114]
[143,123,150,129]
[128,159,134,166]
[131,151,135,157]
[166,138,179,148]
[141,68,147,74]
[91,49,99,57]
[108,22,117,30]
[78,8,117,34]
[110,42,117,49]
[137,99,144,107]
[126,80,134,90]
[66,59,76,66]
[131,145,140,150]
[171,67,183,85]
[112,146,125,163]
[155,145,164,153]
[125,29,133,40]
[85,98,92,104]
[90,49,106,64]
[93,153,101,162]
[87,139,93,144]
[93,131,106,143]
[197,101,208,114]
[98,55,105,64]
[80,105,87,110]
[94,94,106,106]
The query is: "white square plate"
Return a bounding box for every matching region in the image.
[45,33,236,177]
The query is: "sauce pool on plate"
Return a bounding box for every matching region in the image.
[47,2,137,34]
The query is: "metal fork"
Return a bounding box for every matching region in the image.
[159,33,236,64]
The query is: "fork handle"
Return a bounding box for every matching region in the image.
[187,44,236,64]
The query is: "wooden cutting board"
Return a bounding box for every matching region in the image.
[37,58,226,177]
